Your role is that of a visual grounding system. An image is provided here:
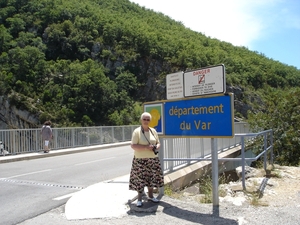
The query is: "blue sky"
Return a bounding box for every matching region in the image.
[129,0,300,69]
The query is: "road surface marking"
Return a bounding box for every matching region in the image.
[75,157,115,166]
[6,169,52,178]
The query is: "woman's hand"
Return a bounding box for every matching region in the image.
[148,144,154,151]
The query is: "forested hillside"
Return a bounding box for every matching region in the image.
[1,0,300,164]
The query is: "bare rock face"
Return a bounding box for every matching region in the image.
[235,166,265,179]
[0,96,39,129]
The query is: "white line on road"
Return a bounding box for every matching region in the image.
[6,169,52,179]
[75,157,115,166]
[53,192,79,201]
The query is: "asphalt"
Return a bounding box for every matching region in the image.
[1,143,241,225]
[4,143,299,225]
[0,143,168,223]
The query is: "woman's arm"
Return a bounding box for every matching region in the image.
[131,143,153,151]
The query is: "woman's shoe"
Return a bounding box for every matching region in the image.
[136,200,143,207]
[148,197,159,203]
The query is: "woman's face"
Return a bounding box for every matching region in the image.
[141,116,151,125]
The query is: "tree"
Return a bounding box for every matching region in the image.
[248,87,300,166]
[0,25,12,52]
[0,0,300,168]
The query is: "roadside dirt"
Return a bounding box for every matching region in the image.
[262,165,300,207]
[175,164,300,207]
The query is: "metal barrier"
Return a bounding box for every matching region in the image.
[161,122,251,172]
[0,122,251,168]
[161,128,273,190]
[0,126,139,155]
[234,129,273,189]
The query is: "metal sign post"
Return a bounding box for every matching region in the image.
[211,138,219,214]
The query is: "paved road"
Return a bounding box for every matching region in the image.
[0,144,133,225]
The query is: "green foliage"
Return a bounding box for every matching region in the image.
[248,87,300,166]
[81,115,93,127]
[39,112,52,124]
[0,0,300,165]
[198,172,228,204]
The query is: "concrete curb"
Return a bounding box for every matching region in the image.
[0,141,131,163]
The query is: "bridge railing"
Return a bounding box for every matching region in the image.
[0,125,139,155]
[161,122,252,172]
[0,122,250,160]
[161,128,273,188]
[233,129,273,189]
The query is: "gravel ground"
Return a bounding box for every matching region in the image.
[19,166,300,225]
[18,195,300,225]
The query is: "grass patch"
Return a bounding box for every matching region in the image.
[164,184,173,196]
[198,172,229,203]
[244,191,269,207]
[163,184,181,198]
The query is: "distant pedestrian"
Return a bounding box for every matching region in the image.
[129,112,164,207]
[0,141,4,155]
[41,120,53,153]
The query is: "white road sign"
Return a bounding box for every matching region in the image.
[166,71,184,100]
[184,64,225,97]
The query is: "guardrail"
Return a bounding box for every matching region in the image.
[161,128,273,190]
[0,122,251,167]
[161,122,251,172]
[234,129,273,189]
[0,126,139,155]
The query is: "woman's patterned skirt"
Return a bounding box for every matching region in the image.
[129,157,164,193]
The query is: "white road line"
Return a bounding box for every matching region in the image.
[75,157,115,166]
[53,192,78,201]
[6,169,52,179]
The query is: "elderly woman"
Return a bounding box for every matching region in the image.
[129,112,164,207]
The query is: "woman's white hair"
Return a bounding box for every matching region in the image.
[140,112,152,120]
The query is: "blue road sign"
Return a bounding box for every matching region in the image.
[164,94,234,137]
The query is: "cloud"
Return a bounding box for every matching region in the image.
[131,0,300,69]
[130,0,266,46]
[130,0,299,47]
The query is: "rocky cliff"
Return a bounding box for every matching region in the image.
[0,96,40,129]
